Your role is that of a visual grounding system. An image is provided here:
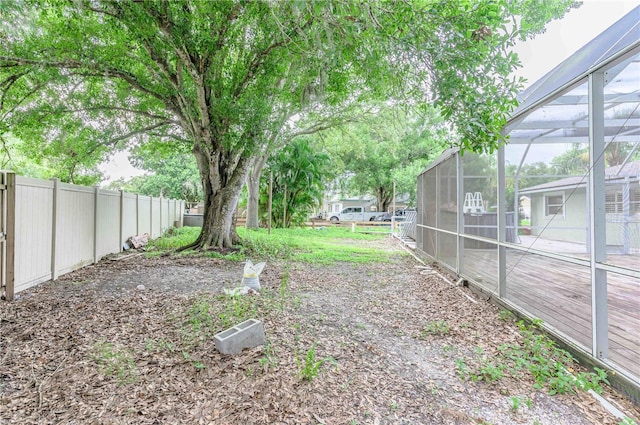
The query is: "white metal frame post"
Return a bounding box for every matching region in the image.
[456,153,464,275]
[497,146,507,298]
[588,71,608,359]
[622,177,630,254]
[435,163,440,262]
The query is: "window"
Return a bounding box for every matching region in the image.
[606,192,623,214]
[544,194,564,217]
[606,190,640,214]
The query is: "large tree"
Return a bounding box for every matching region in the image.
[0,0,577,248]
[326,106,451,212]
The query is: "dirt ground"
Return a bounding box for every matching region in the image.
[1,238,639,424]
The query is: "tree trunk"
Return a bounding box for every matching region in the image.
[190,143,251,249]
[376,187,392,212]
[245,154,268,229]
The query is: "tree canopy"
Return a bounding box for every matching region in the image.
[324,105,451,212]
[0,0,578,248]
[259,138,332,228]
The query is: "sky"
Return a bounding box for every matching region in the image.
[98,150,146,185]
[98,0,640,184]
[511,0,639,87]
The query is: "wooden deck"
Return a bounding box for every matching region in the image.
[462,248,640,379]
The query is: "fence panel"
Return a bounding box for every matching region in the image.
[138,195,152,236]
[162,198,170,232]
[14,177,53,293]
[96,189,121,259]
[168,200,175,226]
[122,193,138,239]
[55,183,95,276]
[400,211,417,239]
[151,197,161,238]
[2,175,185,298]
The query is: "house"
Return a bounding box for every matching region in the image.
[520,161,640,253]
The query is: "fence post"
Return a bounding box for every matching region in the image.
[159,195,163,234]
[119,190,125,252]
[93,186,100,264]
[51,178,60,281]
[172,199,177,227]
[2,172,16,300]
[150,197,154,238]
[136,194,140,236]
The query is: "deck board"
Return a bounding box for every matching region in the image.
[462,248,640,378]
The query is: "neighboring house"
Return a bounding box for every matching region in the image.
[520,160,640,253]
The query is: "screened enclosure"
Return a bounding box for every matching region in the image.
[416,7,640,389]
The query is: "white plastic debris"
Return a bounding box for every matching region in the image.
[223,286,259,296]
[241,260,265,290]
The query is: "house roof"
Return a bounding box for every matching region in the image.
[328,198,374,203]
[520,160,640,194]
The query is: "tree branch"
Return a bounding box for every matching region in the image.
[0,80,49,122]
[146,131,191,145]
[143,5,213,139]
[232,17,314,103]
[108,121,174,145]
[0,70,30,114]
[58,106,178,124]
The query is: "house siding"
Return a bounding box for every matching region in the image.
[530,190,587,244]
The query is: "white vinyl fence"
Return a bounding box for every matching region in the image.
[0,172,185,300]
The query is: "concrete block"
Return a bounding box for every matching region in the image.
[214,319,265,355]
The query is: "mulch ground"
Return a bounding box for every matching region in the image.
[1,238,639,425]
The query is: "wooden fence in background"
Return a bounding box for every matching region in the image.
[0,172,185,300]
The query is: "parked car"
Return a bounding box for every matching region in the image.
[328,206,379,223]
[374,211,406,222]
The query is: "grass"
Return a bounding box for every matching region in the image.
[178,292,258,345]
[456,319,609,395]
[92,339,137,385]
[147,225,400,264]
[295,342,337,381]
[420,320,451,337]
[147,227,198,251]
[166,287,284,371]
[168,267,302,371]
[241,227,397,264]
